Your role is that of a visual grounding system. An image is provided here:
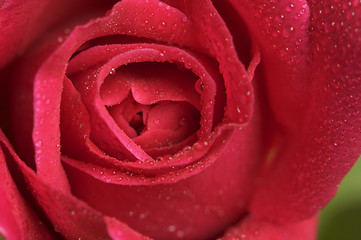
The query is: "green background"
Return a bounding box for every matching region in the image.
[1,156,360,239]
[318,155,361,240]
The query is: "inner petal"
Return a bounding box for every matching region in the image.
[134,101,200,149]
[100,62,201,109]
[107,94,151,138]
[107,91,200,150]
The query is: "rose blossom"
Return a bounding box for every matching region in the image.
[0,0,360,239]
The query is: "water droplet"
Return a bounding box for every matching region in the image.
[195,80,204,93]
[109,68,116,75]
[35,140,43,147]
[176,230,185,238]
[154,119,160,125]
[179,117,187,126]
[286,3,295,12]
[168,225,176,232]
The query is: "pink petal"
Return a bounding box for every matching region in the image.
[62,118,263,239]
[228,0,311,130]
[250,0,361,222]
[5,1,264,238]
[68,45,216,161]
[219,215,317,240]
[0,130,55,240]
[0,0,118,67]
[1,129,147,239]
[169,0,254,124]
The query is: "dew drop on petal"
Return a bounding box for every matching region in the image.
[176,230,185,239]
[179,117,187,126]
[168,225,176,232]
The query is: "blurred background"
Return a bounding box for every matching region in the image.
[318,155,361,240]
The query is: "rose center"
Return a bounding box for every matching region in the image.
[129,112,144,136]
[100,62,202,154]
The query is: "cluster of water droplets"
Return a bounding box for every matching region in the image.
[279,0,361,216]
[57,28,72,43]
[246,0,310,64]
[109,0,191,44]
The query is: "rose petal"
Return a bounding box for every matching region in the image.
[0,0,118,67]
[228,0,311,130]
[169,0,254,124]
[0,129,147,239]
[60,67,263,240]
[9,0,203,191]
[219,215,317,240]
[0,130,55,239]
[62,123,263,240]
[131,101,200,149]
[6,2,264,239]
[67,44,219,161]
[251,0,361,222]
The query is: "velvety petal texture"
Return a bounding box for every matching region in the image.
[0,0,118,67]
[0,129,147,239]
[3,0,262,239]
[0,0,360,239]
[220,215,317,240]
[227,0,311,130]
[0,131,55,240]
[247,0,361,222]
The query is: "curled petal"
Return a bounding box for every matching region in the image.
[228,0,311,130]
[251,0,361,222]
[0,0,117,67]
[0,130,54,240]
[0,129,147,239]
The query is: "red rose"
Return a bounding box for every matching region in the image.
[0,0,360,239]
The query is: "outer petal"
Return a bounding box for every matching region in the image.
[0,130,55,240]
[0,0,118,68]
[251,0,361,222]
[227,0,311,130]
[0,129,148,240]
[219,215,317,240]
[171,0,254,124]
